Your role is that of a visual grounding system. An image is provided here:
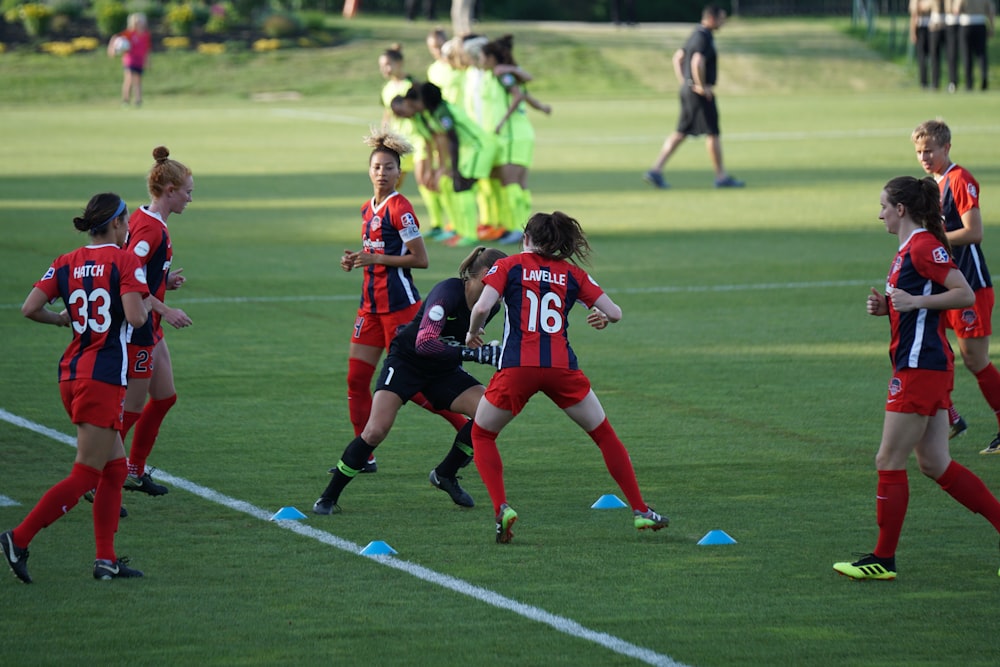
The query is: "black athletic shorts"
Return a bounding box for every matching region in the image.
[375,354,481,412]
[676,84,720,136]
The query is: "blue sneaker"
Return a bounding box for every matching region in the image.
[714,175,745,188]
[643,170,668,189]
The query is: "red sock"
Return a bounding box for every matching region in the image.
[471,422,506,515]
[119,410,141,446]
[94,457,127,561]
[128,394,177,476]
[588,419,647,512]
[12,462,101,547]
[347,358,376,437]
[874,469,909,559]
[936,460,1000,532]
[412,391,468,431]
[974,363,1000,430]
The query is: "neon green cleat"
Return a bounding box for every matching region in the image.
[495,503,517,544]
[633,508,669,532]
[833,553,896,581]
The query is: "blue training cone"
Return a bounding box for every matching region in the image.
[270,506,308,521]
[697,529,737,546]
[591,494,628,509]
[360,540,398,556]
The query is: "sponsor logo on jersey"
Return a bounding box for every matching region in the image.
[932,246,950,263]
[42,267,55,280]
[967,183,978,199]
[133,240,151,258]
[401,212,416,227]
[428,304,446,321]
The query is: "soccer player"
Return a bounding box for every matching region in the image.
[465,210,669,543]
[119,146,194,497]
[2,193,149,583]
[833,176,1000,581]
[313,246,506,515]
[911,120,1000,453]
[644,4,743,190]
[342,129,468,473]
[481,34,553,245]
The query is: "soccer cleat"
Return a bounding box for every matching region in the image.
[643,170,668,189]
[949,416,968,440]
[82,489,129,518]
[124,471,169,496]
[714,175,745,188]
[93,557,144,580]
[498,230,524,245]
[429,469,474,507]
[312,497,342,515]
[981,433,1000,455]
[833,553,897,581]
[633,508,669,531]
[360,456,378,474]
[495,503,517,544]
[1,530,31,584]
[477,224,505,241]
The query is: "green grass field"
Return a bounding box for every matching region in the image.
[3,17,1000,666]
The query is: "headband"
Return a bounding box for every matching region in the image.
[91,198,127,233]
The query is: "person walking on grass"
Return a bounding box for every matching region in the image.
[911,120,1000,453]
[833,176,1000,581]
[644,4,743,190]
[465,210,669,544]
[314,246,506,515]
[107,12,151,108]
[118,146,194,498]
[2,193,149,584]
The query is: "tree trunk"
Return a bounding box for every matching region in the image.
[451,0,474,36]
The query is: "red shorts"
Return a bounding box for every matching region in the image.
[484,367,592,416]
[126,343,155,379]
[944,286,993,338]
[59,379,126,429]
[351,302,421,350]
[885,368,953,417]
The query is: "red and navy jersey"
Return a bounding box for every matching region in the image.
[124,206,172,346]
[939,163,991,290]
[35,244,148,386]
[357,192,422,314]
[483,252,605,370]
[886,229,957,372]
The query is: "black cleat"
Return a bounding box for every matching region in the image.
[429,469,474,507]
[124,472,169,496]
[93,557,144,580]
[1,530,31,584]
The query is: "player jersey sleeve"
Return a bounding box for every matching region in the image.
[911,235,958,286]
[389,196,422,241]
[414,281,465,362]
[951,169,981,218]
[118,250,150,297]
[572,267,606,309]
[34,256,65,302]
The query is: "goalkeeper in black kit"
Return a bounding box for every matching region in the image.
[314,247,507,515]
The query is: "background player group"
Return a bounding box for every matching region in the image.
[377,30,552,248]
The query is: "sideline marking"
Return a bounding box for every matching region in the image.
[0,495,19,507]
[0,408,687,667]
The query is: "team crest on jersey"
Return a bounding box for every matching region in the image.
[41,267,54,280]
[371,215,382,231]
[891,256,903,275]
[401,212,416,227]
[931,246,950,263]
[968,183,978,199]
[888,376,903,397]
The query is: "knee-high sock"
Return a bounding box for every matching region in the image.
[472,422,505,515]
[974,363,1000,430]
[587,418,646,512]
[874,469,909,558]
[13,462,101,547]
[411,391,467,431]
[504,183,531,232]
[937,460,1000,532]
[94,457,127,561]
[436,420,474,478]
[320,436,376,504]
[417,184,445,231]
[347,357,376,437]
[452,189,479,241]
[119,410,141,448]
[128,394,177,476]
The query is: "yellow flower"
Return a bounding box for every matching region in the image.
[162,36,190,50]
[72,36,100,51]
[20,3,53,20]
[197,42,226,55]
[40,41,75,56]
[252,38,281,52]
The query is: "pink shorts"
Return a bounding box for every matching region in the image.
[59,379,126,429]
[351,302,421,350]
[885,368,953,417]
[944,286,993,338]
[127,343,155,379]
[484,367,592,416]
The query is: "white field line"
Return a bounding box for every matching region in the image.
[0,279,874,310]
[0,407,688,667]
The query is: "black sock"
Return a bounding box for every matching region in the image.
[434,421,474,478]
[321,436,376,503]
